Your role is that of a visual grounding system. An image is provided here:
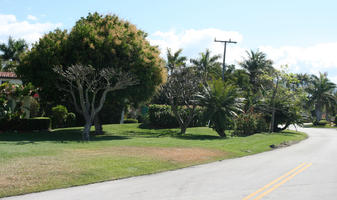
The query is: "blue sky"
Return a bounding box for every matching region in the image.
[1,0,337,82]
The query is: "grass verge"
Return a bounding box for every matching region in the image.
[0,124,307,197]
[302,123,336,128]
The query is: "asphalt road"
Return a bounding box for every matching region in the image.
[3,127,337,200]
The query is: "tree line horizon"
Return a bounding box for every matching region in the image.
[0,12,336,140]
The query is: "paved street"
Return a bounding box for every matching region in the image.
[3,127,337,200]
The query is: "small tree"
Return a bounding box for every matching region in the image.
[164,68,202,134]
[258,68,306,132]
[198,79,243,137]
[53,64,138,140]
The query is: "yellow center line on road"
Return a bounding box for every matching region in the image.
[242,162,311,200]
[253,163,312,200]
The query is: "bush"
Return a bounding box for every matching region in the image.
[313,119,329,126]
[147,104,206,128]
[124,118,138,123]
[233,112,257,137]
[51,105,68,128]
[233,112,268,137]
[29,97,40,118]
[256,115,269,132]
[148,104,177,128]
[334,116,337,126]
[0,117,51,131]
[65,112,76,127]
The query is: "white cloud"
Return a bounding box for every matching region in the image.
[259,43,337,83]
[0,14,62,44]
[148,28,337,83]
[149,28,245,64]
[27,14,38,21]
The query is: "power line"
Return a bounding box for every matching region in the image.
[214,38,237,80]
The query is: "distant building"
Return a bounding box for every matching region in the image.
[0,72,22,85]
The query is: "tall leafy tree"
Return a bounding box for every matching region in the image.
[17,13,166,128]
[239,50,273,93]
[264,69,306,132]
[190,49,221,82]
[0,37,28,72]
[307,72,337,122]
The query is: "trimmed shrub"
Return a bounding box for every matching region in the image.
[0,117,51,131]
[147,104,206,128]
[124,118,138,123]
[51,105,68,128]
[148,104,177,128]
[65,112,76,127]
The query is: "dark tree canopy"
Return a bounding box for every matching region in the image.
[17,12,166,109]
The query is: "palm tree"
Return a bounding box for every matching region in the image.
[307,72,337,122]
[198,79,243,137]
[0,37,28,72]
[190,49,221,82]
[166,48,187,73]
[239,50,273,93]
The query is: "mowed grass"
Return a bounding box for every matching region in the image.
[0,123,307,197]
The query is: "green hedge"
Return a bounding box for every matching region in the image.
[148,104,206,128]
[0,117,51,131]
[124,118,138,123]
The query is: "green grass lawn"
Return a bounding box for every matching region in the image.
[0,124,307,198]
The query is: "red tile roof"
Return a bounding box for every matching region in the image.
[0,72,18,78]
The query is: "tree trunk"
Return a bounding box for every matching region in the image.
[269,76,279,133]
[171,105,185,135]
[216,128,226,138]
[326,112,331,122]
[315,104,322,122]
[94,115,103,135]
[120,108,125,124]
[83,122,91,141]
[180,126,187,134]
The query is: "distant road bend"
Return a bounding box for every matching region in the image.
[3,127,337,200]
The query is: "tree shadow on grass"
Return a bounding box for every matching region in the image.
[0,128,129,144]
[124,130,179,138]
[138,124,223,140]
[174,134,223,140]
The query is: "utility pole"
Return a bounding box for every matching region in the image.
[214,38,237,80]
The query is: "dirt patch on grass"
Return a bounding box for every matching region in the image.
[0,147,227,197]
[71,146,227,164]
[0,156,75,196]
